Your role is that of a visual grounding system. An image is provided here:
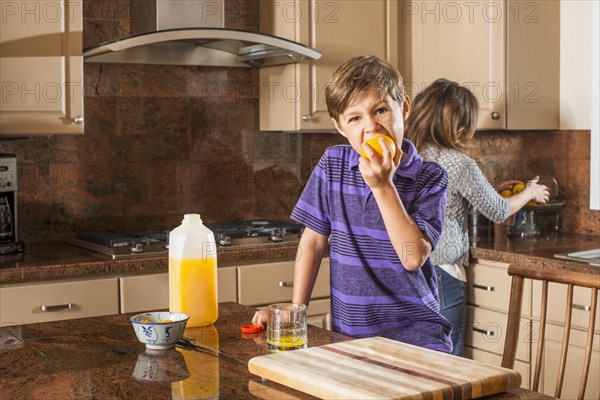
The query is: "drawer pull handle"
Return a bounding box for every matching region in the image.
[473,327,495,336]
[473,284,495,292]
[278,281,293,287]
[40,303,73,312]
[573,304,591,312]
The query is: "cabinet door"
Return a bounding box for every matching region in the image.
[259,0,398,130]
[506,0,559,129]
[237,258,330,306]
[538,323,600,399]
[119,273,169,314]
[0,277,118,325]
[400,0,505,129]
[0,0,84,136]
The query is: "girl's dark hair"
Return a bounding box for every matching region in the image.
[406,78,479,152]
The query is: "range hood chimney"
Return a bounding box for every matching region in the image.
[83,0,321,67]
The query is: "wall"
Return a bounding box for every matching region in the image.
[466,130,598,236]
[1,1,597,244]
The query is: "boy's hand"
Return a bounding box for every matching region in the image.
[252,310,267,329]
[359,137,401,189]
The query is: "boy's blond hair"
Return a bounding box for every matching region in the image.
[325,55,407,122]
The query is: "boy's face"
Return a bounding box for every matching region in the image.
[332,91,411,157]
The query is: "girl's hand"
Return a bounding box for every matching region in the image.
[525,178,550,204]
[252,310,267,329]
[359,137,401,189]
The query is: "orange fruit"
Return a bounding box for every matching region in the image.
[500,189,512,198]
[526,201,537,206]
[512,183,525,194]
[361,135,397,160]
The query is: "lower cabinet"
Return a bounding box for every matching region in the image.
[1,259,332,327]
[237,258,331,329]
[0,277,119,325]
[540,325,599,399]
[466,259,532,389]
[467,258,600,396]
[119,266,238,313]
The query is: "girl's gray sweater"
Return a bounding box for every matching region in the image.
[421,145,511,267]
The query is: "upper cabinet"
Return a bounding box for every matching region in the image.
[0,0,84,137]
[259,0,399,131]
[399,0,559,130]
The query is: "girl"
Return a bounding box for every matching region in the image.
[406,78,550,356]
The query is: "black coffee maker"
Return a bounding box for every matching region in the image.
[0,154,24,254]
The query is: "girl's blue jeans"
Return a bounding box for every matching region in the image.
[435,265,467,357]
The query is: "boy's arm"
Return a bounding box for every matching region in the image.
[371,185,431,271]
[361,142,435,271]
[292,227,328,306]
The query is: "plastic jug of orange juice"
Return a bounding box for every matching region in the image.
[169,214,218,327]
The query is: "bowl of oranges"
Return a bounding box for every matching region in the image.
[130,312,189,350]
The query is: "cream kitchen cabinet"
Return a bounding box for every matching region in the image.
[537,324,600,399]
[399,0,559,130]
[259,0,399,131]
[0,276,118,325]
[466,259,533,389]
[0,0,84,137]
[528,279,600,398]
[237,258,331,327]
[119,267,238,314]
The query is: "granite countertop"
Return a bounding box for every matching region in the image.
[470,225,600,275]
[0,241,300,283]
[1,226,598,284]
[0,302,550,400]
[0,302,349,399]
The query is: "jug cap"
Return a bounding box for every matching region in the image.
[183,214,202,223]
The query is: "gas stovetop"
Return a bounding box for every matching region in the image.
[68,220,303,259]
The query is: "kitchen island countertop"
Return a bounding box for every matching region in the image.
[0,302,552,400]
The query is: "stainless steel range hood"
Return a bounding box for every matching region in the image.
[83,0,321,67]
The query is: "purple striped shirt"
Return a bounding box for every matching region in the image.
[291,139,452,353]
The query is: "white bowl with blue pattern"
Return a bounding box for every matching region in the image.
[130,312,189,350]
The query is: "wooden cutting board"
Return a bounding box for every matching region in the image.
[248,337,521,400]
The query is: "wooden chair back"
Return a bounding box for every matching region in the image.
[501,263,600,399]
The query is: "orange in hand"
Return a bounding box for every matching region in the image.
[361,135,397,160]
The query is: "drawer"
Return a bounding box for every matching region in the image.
[237,258,330,306]
[119,267,238,313]
[466,305,530,363]
[119,273,169,313]
[0,277,119,325]
[468,261,531,315]
[464,346,530,390]
[532,280,600,334]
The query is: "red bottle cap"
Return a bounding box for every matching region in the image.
[241,324,261,334]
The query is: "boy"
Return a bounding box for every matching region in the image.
[254,55,451,352]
